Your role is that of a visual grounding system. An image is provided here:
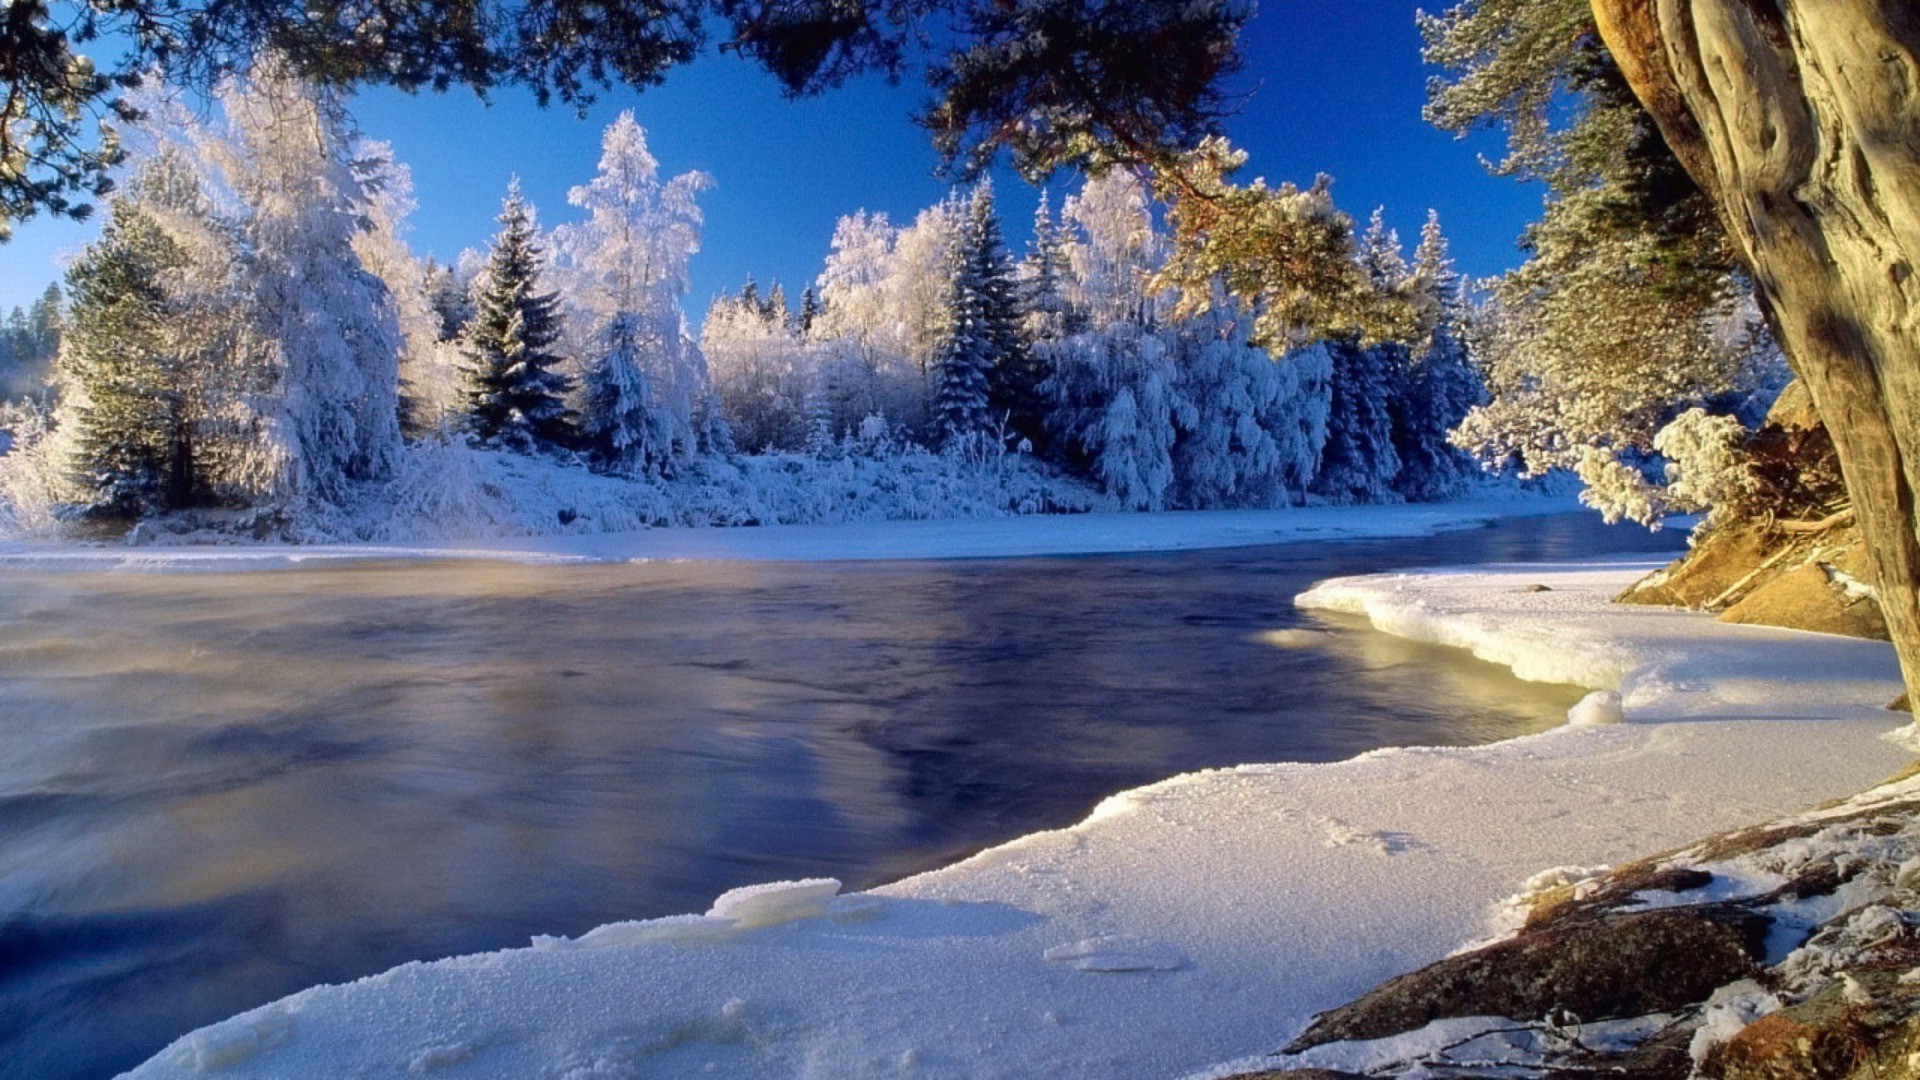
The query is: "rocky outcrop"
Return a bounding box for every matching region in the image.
[1284,907,1767,1053]
[1618,383,1889,645]
[1223,768,1920,1079]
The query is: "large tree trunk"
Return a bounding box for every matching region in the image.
[1589,0,1920,704]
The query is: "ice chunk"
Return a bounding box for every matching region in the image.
[1043,935,1187,972]
[706,878,842,929]
[1253,628,1332,649]
[166,1005,294,1073]
[1568,690,1625,726]
[559,913,742,949]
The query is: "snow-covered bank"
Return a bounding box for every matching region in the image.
[124,559,1914,1079]
[0,496,1571,572]
[1296,557,1906,721]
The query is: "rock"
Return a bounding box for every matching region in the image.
[1616,521,1777,610]
[1285,907,1770,1052]
[1719,557,1889,641]
[1220,1072,1371,1080]
[1521,863,1717,933]
[1703,967,1920,1080]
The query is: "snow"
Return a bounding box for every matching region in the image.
[0,496,1572,572]
[1567,689,1626,726]
[122,556,1916,1079]
[1294,557,1905,720]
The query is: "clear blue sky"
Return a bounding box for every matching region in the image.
[0,2,1543,318]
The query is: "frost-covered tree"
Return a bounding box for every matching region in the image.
[196,67,407,506]
[1017,190,1073,346]
[1063,170,1164,329]
[704,287,809,452]
[931,234,995,450]
[353,143,464,441]
[1313,338,1401,503]
[1175,306,1332,508]
[553,111,715,471]
[957,182,1041,450]
[463,181,576,453]
[810,204,951,437]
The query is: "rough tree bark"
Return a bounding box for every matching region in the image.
[1588,0,1920,703]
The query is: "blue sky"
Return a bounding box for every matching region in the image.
[0,2,1544,317]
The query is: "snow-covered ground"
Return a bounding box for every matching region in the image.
[123,556,1915,1079]
[0,497,1571,572]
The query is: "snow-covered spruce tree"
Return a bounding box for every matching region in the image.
[958,182,1042,451]
[553,112,714,473]
[1174,302,1333,508]
[463,181,577,454]
[1018,189,1074,345]
[930,228,995,451]
[1309,210,1406,503]
[211,65,405,507]
[1390,211,1483,501]
[57,181,196,520]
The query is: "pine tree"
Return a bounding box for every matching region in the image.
[223,68,406,504]
[764,281,788,324]
[59,198,194,519]
[463,181,577,453]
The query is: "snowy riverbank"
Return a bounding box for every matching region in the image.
[123,556,1915,1078]
[0,496,1572,572]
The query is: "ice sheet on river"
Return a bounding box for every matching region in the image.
[124,557,1916,1079]
[0,498,1575,571]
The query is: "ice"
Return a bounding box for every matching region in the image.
[546,913,742,949]
[0,497,1576,572]
[1042,935,1189,972]
[705,878,842,929]
[123,558,1916,1080]
[163,1005,295,1074]
[1567,689,1625,726]
[1252,628,1334,649]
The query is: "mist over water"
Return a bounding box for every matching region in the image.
[0,513,1683,1079]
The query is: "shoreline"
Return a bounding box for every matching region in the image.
[124,556,1915,1079]
[0,496,1577,574]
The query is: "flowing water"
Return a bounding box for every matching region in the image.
[0,513,1683,1079]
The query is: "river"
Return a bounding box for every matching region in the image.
[0,512,1682,1079]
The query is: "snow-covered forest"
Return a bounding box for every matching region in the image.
[0,65,1787,545]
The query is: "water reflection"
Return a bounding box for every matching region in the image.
[0,513,1683,1079]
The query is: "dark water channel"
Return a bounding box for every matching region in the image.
[0,513,1684,1079]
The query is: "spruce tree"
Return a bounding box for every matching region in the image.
[1314,337,1403,502]
[462,181,577,453]
[931,238,993,450]
[580,311,660,472]
[1019,191,1073,343]
[958,184,1041,450]
[798,286,821,338]
[1391,211,1483,500]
